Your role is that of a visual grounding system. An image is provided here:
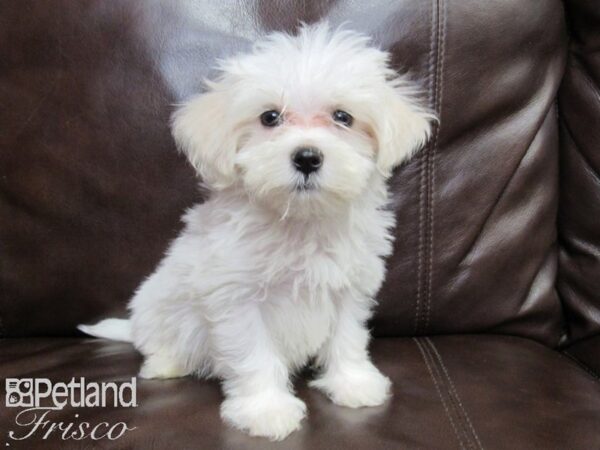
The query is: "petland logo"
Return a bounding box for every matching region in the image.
[5,377,137,442]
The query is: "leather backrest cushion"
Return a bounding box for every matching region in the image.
[0,0,567,343]
[558,0,600,345]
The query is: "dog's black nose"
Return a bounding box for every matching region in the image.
[292,147,323,175]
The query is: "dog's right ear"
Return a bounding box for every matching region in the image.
[171,90,238,189]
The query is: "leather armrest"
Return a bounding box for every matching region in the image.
[558,0,600,342]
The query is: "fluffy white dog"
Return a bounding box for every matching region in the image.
[80,23,433,440]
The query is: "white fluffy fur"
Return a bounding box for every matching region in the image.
[80,23,433,441]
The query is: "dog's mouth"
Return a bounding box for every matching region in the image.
[294,176,317,192]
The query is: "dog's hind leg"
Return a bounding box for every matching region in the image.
[139,352,189,379]
[129,257,210,380]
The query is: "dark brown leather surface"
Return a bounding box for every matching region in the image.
[0,0,569,345]
[0,0,201,337]
[564,335,600,379]
[1,335,598,449]
[558,0,600,344]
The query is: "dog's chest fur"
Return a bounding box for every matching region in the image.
[181,186,394,366]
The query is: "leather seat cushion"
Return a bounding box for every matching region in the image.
[2,335,598,449]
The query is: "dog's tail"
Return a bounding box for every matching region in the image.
[78,318,132,342]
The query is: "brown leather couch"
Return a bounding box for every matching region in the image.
[1,1,599,448]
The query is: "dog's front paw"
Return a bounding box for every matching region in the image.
[310,363,392,408]
[220,391,306,441]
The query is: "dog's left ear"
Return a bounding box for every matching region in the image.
[374,84,435,176]
[171,89,238,189]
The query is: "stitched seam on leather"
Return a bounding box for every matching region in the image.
[416,0,437,334]
[426,338,485,450]
[416,339,466,449]
[415,146,425,334]
[423,0,438,334]
[562,351,600,381]
[425,0,446,332]
[421,339,476,450]
[421,0,435,334]
[414,338,467,450]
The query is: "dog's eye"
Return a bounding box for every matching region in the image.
[260,110,282,127]
[332,110,353,127]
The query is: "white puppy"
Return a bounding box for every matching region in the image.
[80,23,433,440]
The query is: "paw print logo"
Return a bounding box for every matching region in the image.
[5,379,34,407]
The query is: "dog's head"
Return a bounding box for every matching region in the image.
[172,23,434,217]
